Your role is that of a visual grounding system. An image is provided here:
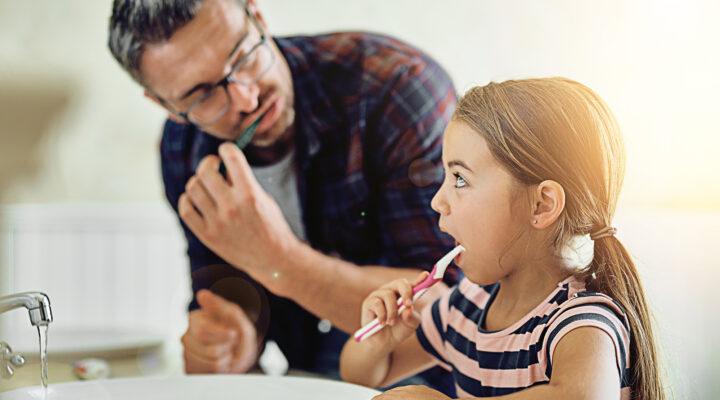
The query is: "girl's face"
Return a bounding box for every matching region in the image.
[431,121,530,284]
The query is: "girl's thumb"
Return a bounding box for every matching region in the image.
[412,271,430,286]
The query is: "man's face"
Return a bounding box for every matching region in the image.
[140,0,295,146]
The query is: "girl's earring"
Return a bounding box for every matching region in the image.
[533,220,537,224]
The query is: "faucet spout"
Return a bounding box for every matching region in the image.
[0,292,53,326]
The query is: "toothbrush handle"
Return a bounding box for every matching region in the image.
[411,273,438,295]
[353,275,439,342]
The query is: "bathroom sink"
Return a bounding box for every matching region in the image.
[1,327,164,359]
[0,375,381,399]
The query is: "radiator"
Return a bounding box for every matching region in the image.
[0,203,192,355]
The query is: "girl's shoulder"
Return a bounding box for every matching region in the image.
[552,276,630,327]
[541,277,632,385]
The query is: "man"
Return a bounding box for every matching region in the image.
[108,0,457,393]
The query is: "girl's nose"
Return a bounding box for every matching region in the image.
[227,81,260,114]
[431,187,449,215]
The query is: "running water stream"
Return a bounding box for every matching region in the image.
[38,325,49,399]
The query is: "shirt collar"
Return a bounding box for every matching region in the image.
[276,36,344,169]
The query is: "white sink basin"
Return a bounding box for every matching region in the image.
[0,327,164,358]
[0,375,381,399]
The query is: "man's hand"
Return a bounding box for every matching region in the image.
[178,142,301,284]
[181,289,259,374]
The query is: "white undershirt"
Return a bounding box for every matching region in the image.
[251,149,307,242]
[252,150,334,339]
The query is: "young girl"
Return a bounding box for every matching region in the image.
[340,78,664,399]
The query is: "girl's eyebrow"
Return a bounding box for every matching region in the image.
[448,159,474,173]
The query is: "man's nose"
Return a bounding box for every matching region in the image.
[226,81,260,113]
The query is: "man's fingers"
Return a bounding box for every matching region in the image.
[187,311,238,344]
[185,175,217,215]
[182,331,234,359]
[178,193,205,231]
[184,348,234,374]
[218,142,258,192]
[197,289,255,331]
[196,155,232,202]
[183,293,260,375]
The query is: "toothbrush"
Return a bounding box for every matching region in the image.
[353,245,465,342]
[219,108,271,178]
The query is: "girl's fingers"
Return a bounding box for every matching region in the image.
[401,307,415,322]
[362,273,431,328]
[397,278,414,308]
[412,271,430,286]
[368,296,387,325]
[361,302,377,326]
[379,289,399,325]
[399,308,421,332]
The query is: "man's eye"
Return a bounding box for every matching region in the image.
[453,173,467,188]
[234,51,248,66]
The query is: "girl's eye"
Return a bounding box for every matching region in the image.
[453,173,467,188]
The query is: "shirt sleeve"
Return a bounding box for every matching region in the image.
[365,49,459,285]
[416,284,458,371]
[543,294,631,386]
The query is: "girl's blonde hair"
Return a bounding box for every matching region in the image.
[454,78,664,399]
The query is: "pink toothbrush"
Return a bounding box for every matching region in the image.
[353,245,465,342]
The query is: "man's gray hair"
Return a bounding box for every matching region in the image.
[108,0,206,85]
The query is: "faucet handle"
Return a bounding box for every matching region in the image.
[1,342,25,379]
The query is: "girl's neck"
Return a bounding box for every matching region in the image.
[484,256,573,332]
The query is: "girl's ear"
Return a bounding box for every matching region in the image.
[530,180,565,229]
[144,90,186,124]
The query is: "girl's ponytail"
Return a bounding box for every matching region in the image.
[585,234,666,399]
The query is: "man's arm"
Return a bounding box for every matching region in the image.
[179,144,447,333]
[161,123,267,374]
[178,52,457,333]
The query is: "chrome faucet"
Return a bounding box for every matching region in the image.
[0,292,53,379]
[1,341,25,379]
[0,292,53,326]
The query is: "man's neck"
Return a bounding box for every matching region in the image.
[244,130,295,167]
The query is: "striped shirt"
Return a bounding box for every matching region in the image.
[417,276,631,398]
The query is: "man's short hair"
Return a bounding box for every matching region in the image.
[108,0,210,84]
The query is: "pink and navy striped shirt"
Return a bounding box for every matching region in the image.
[417,276,631,398]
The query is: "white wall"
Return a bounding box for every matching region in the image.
[1,0,719,397]
[0,0,718,208]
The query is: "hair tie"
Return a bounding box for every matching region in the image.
[590,226,617,241]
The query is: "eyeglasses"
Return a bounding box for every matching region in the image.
[157,8,275,127]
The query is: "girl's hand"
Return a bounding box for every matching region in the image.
[372,385,451,400]
[360,271,429,350]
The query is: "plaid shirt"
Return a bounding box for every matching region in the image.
[161,32,457,370]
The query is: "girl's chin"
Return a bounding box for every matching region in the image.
[460,265,500,286]
[464,275,497,286]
